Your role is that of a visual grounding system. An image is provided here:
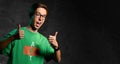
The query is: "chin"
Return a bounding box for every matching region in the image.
[35,26,41,30]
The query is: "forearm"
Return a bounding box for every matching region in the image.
[55,49,61,63]
[0,36,15,50]
[52,45,61,63]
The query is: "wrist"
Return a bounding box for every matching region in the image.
[54,46,60,51]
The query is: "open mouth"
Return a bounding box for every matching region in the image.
[36,21,41,27]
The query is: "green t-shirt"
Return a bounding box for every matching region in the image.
[1,27,54,64]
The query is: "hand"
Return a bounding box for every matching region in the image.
[14,24,24,39]
[49,32,58,47]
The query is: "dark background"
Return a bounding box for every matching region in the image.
[0,0,120,64]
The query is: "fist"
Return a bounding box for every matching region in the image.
[49,32,58,47]
[14,24,24,39]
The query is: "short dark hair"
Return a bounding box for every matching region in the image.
[29,2,48,18]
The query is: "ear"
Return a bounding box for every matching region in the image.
[29,16,34,25]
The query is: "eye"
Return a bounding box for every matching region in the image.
[41,15,46,18]
[35,13,40,16]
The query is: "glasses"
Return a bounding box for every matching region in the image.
[34,12,47,19]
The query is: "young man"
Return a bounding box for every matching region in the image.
[0,2,61,64]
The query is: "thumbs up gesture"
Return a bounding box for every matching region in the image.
[14,24,24,39]
[49,32,58,47]
[18,24,24,39]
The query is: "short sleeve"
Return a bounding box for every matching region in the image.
[1,29,17,56]
[44,38,55,61]
[46,42,54,55]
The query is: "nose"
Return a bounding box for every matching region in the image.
[38,16,42,21]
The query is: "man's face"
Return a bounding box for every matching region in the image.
[31,7,47,30]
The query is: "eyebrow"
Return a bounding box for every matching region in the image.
[35,12,47,16]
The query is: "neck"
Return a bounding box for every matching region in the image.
[26,25,38,32]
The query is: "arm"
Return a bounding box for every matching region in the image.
[0,24,24,50]
[49,32,61,63]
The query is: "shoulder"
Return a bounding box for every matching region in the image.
[9,27,25,34]
[38,33,50,44]
[6,28,17,36]
[39,33,48,40]
[7,27,26,36]
[20,27,26,30]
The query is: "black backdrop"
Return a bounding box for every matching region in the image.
[0,0,120,64]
